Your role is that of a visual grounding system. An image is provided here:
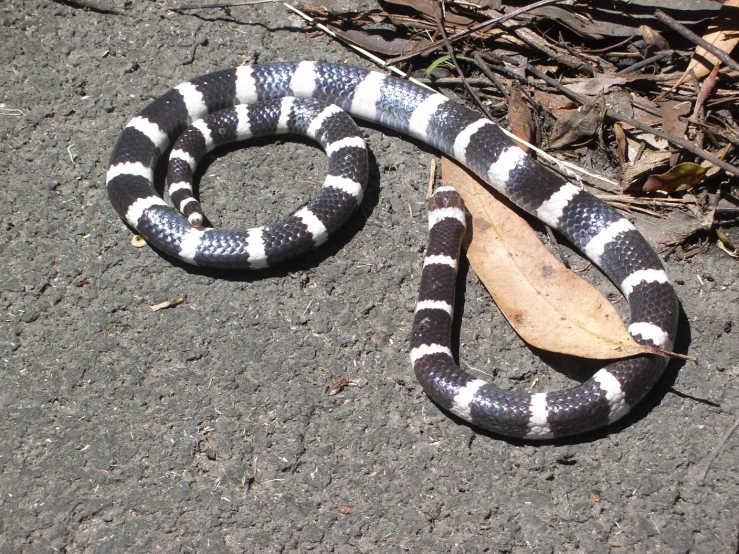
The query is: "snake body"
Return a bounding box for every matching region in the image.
[107,62,679,439]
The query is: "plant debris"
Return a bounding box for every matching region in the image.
[326,376,358,395]
[278,0,739,256]
[150,298,185,312]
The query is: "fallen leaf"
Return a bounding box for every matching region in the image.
[383,0,474,26]
[566,75,629,96]
[533,90,577,119]
[442,157,649,360]
[660,100,691,138]
[716,229,739,258]
[332,27,429,56]
[532,2,724,39]
[527,5,637,39]
[643,162,708,193]
[640,24,670,52]
[673,0,739,87]
[620,150,672,191]
[534,64,559,74]
[547,96,605,150]
[635,209,708,249]
[631,95,663,127]
[632,132,669,151]
[614,122,627,167]
[506,86,533,153]
[701,143,733,178]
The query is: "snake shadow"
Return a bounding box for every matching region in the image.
[147,135,383,283]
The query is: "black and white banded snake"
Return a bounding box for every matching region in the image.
[107,62,679,439]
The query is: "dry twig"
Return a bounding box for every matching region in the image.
[388,0,567,64]
[432,7,494,121]
[655,10,739,74]
[697,415,739,483]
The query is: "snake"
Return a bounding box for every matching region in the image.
[106,61,679,439]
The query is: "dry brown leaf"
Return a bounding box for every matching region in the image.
[566,75,629,96]
[533,90,577,119]
[639,24,670,52]
[701,143,733,178]
[383,0,474,26]
[506,86,533,153]
[614,122,627,167]
[332,27,429,56]
[674,0,739,87]
[631,208,704,249]
[631,95,663,127]
[442,157,648,360]
[660,100,691,138]
[620,149,672,191]
[535,64,558,74]
[547,96,605,150]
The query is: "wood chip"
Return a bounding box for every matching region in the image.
[150,298,184,312]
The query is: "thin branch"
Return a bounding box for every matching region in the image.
[432,7,494,120]
[595,194,697,206]
[416,76,504,87]
[472,52,509,101]
[615,50,675,75]
[697,415,739,483]
[514,26,596,72]
[388,0,567,65]
[655,9,739,74]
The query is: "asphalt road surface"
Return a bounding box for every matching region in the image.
[1,2,738,552]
